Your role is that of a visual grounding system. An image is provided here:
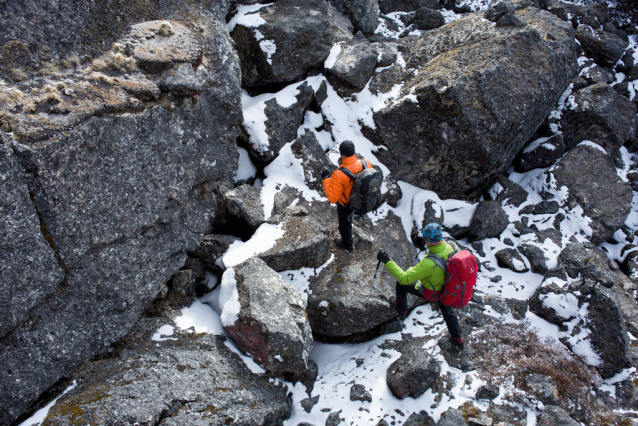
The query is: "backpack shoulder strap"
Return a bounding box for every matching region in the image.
[360,159,367,170]
[338,166,355,180]
[426,253,447,271]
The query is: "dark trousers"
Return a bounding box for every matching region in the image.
[337,202,353,248]
[396,282,462,339]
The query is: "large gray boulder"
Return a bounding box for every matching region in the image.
[259,215,331,271]
[40,322,290,426]
[537,405,579,426]
[224,184,265,231]
[469,201,510,240]
[329,0,380,34]
[222,257,313,376]
[561,83,637,153]
[378,0,442,14]
[371,8,578,199]
[0,20,242,426]
[0,134,65,339]
[548,145,632,245]
[191,233,242,273]
[385,336,442,399]
[231,0,335,90]
[326,32,378,89]
[575,24,629,68]
[291,130,335,192]
[516,133,566,172]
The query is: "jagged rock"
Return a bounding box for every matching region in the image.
[329,0,380,34]
[291,130,334,192]
[40,324,290,426]
[378,0,442,14]
[533,200,560,215]
[231,0,335,90]
[559,242,616,287]
[326,410,345,426]
[438,408,469,425]
[476,385,500,400]
[222,257,313,376]
[516,133,566,172]
[495,248,529,273]
[372,8,578,199]
[386,337,441,399]
[496,13,527,28]
[537,405,579,426]
[412,7,445,31]
[224,185,265,230]
[159,63,206,96]
[404,410,436,425]
[525,374,559,405]
[520,244,548,275]
[467,416,493,426]
[372,42,399,67]
[494,177,529,207]
[561,83,637,152]
[271,185,303,217]
[469,201,510,240]
[545,0,609,26]
[301,395,320,413]
[548,145,632,245]
[485,1,515,23]
[306,207,418,341]
[244,82,316,165]
[0,18,242,425]
[0,134,65,339]
[259,215,331,271]
[350,384,373,402]
[327,32,378,89]
[581,65,615,85]
[383,177,403,208]
[575,24,629,68]
[191,234,242,272]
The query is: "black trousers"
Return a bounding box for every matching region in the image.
[337,202,354,248]
[396,282,462,339]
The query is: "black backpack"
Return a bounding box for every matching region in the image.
[339,159,384,216]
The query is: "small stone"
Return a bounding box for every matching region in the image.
[349,384,372,402]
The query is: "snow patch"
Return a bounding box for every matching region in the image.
[219,268,240,327]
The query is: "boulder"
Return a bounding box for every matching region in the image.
[259,215,331,271]
[0,20,242,426]
[520,244,548,275]
[386,337,441,399]
[516,133,566,172]
[0,135,65,339]
[545,0,609,27]
[561,83,637,152]
[224,185,265,230]
[329,0,380,34]
[159,63,206,96]
[469,201,510,240]
[40,324,290,425]
[244,81,316,165]
[191,234,242,273]
[350,383,373,402]
[537,406,579,426]
[378,0,442,14]
[404,410,436,425]
[327,33,378,89]
[495,248,529,273]
[291,130,337,192]
[476,385,500,400]
[222,258,313,376]
[484,0,515,23]
[524,374,559,405]
[372,8,578,199]
[372,42,399,67]
[306,208,418,341]
[548,145,632,245]
[438,408,469,425]
[559,242,616,286]
[575,24,629,68]
[411,7,445,31]
[231,0,335,90]
[494,177,529,207]
[271,185,304,217]
[581,65,615,85]
[496,13,528,28]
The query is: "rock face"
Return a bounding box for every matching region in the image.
[330,0,380,35]
[291,130,336,192]
[516,133,566,172]
[259,215,331,271]
[548,145,632,245]
[41,323,290,426]
[0,20,242,426]
[469,201,510,240]
[561,83,637,153]
[386,337,441,399]
[372,8,578,199]
[231,0,335,90]
[327,33,378,89]
[223,258,313,376]
[224,184,265,230]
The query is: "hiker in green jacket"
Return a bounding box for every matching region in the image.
[377,223,464,350]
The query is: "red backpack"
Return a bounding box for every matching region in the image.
[422,243,478,308]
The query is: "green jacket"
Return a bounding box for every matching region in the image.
[384,241,456,292]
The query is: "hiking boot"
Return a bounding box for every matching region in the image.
[391,299,408,320]
[334,238,354,252]
[450,336,465,351]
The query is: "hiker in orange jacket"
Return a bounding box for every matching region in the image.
[321,140,373,251]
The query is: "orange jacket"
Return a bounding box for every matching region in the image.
[323,155,373,206]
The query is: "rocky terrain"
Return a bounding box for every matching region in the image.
[1,0,637,425]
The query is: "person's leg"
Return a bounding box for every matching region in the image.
[437,301,461,339]
[395,281,423,312]
[336,203,354,248]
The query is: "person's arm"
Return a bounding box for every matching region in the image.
[323,170,345,204]
[385,257,432,285]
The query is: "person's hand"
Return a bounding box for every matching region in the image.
[321,169,330,179]
[377,249,391,264]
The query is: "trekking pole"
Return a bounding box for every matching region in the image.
[373,260,382,279]
[414,249,422,259]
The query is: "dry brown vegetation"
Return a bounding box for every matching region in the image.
[470,319,601,408]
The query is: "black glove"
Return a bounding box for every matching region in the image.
[377,249,391,264]
[321,169,329,179]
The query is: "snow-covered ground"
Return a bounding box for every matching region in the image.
[20,1,638,425]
